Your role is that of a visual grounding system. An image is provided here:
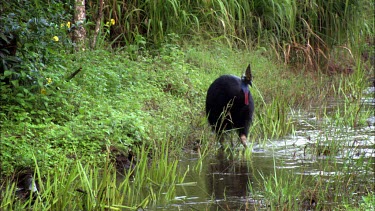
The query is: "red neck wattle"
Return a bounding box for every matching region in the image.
[244,92,249,105]
[241,84,249,105]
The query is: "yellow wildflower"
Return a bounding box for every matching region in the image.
[52,36,59,42]
[61,21,71,28]
[110,19,115,26]
[41,88,46,95]
[46,77,52,84]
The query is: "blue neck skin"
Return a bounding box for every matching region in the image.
[241,82,249,94]
[241,82,250,105]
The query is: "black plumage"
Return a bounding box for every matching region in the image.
[205,64,254,147]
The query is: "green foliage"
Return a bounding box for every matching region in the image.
[0,0,73,87]
[358,194,375,211]
[0,0,75,142]
[0,43,208,176]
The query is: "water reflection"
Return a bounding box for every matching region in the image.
[207,150,250,199]
[163,151,250,210]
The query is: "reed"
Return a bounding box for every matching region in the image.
[249,113,374,210]
[0,143,188,210]
[327,63,372,127]
[253,95,294,141]
[85,0,373,71]
[250,155,374,210]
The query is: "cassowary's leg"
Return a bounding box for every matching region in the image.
[240,134,247,148]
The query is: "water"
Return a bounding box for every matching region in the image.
[153,87,375,210]
[163,152,259,210]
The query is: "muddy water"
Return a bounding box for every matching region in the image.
[157,87,374,210]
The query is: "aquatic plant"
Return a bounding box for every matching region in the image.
[249,120,374,210]
[253,94,294,142]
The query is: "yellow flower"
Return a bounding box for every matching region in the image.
[41,88,46,95]
[52,36,59,42]
[110,19,115,26]
[61,21,71,28]
[46,77,52,84]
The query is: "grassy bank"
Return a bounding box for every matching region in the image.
[3,42,370,175]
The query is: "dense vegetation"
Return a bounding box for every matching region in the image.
[1,0,374,210]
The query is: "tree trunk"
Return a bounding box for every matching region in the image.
[91,0,104,49]
[73,0,87,51]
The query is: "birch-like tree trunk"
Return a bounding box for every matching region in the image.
[73,0,86,51]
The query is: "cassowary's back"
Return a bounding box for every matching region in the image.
[206,75,244,126]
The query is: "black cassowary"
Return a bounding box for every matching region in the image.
[205,64,254,147]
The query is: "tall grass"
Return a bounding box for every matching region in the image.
[85,0,374,71]
[253,94,294,141]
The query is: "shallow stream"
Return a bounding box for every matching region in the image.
[155,87,374,210]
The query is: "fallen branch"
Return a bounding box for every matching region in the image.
[66,67,82,81]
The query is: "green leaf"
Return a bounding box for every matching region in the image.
[11,80,19,87]
[4,70,13,77]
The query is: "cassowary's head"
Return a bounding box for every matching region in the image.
[241,64,252,105]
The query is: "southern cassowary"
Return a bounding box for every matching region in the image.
[205,64,254,147]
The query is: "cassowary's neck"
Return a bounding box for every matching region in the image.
[241,82,249,105]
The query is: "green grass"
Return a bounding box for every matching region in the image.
[81,0,374,73]
[249,149,374,210]
[5,0,371,70]
[0,142,188,210]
